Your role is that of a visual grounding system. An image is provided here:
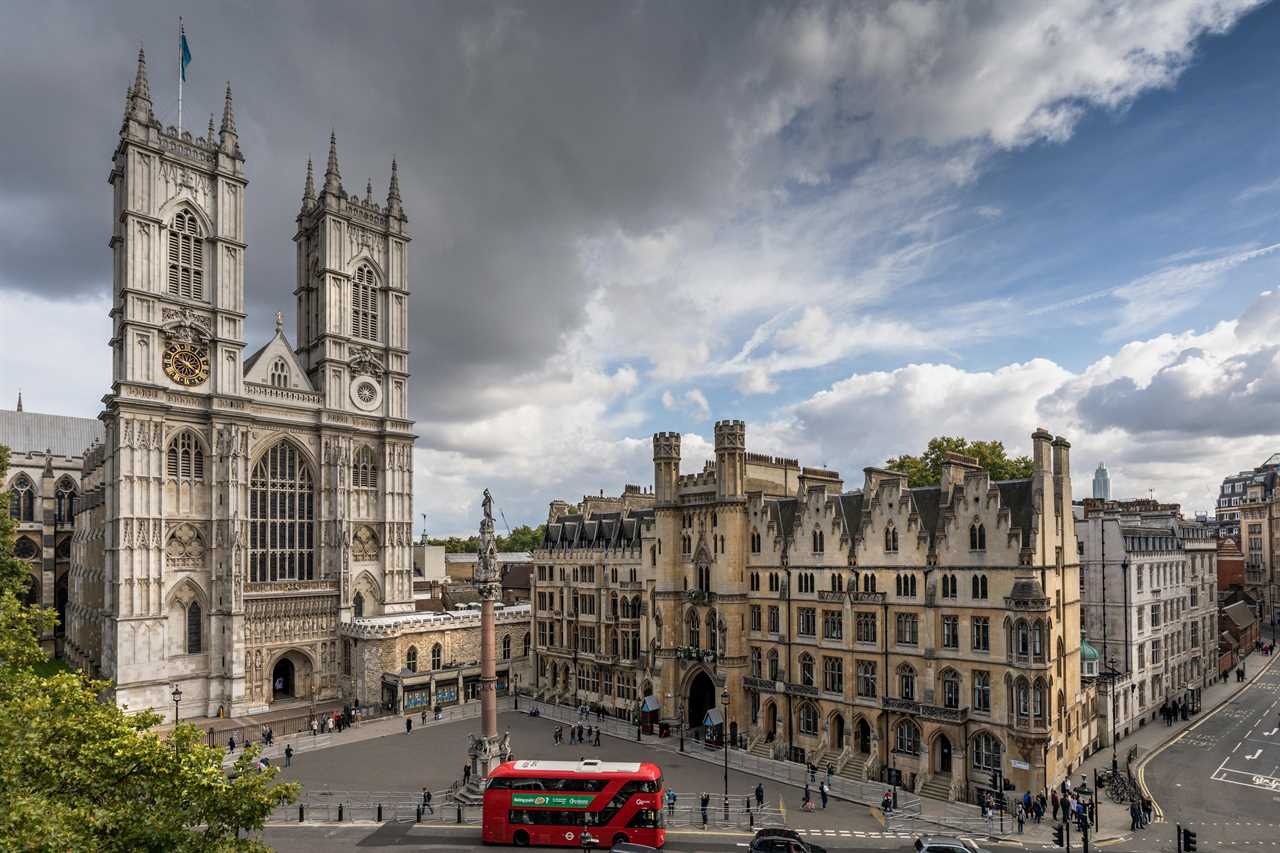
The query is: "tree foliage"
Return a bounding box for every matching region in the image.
[0,445,298,852]
[428,524,544,554]
[885,436,1034,488]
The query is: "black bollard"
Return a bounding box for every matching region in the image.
[338,803,344,822]
[377,803,383,822]
[416,805,422,823]
[298,804,305,823]
[457,804,463,824]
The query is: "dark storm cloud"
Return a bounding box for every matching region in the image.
[0,1,765,421]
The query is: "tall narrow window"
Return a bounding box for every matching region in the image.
[406,646,419,672]
[885,525,898,552]
[269,357,290,388]
[186,601,202,654]
[248,441,315,582]
[167,209,205,300]
[351,263,379,340]
[502,635,512,660]
[55,477,77,524]
[166,432,205,481]
[431,643,442,670]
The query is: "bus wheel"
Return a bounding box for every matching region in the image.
[612,833,629,847]
[512,830,530,846]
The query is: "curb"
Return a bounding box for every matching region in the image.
[1136,651,1280,822]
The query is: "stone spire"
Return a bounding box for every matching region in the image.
[386,158,403,219]
[323,131,342,196]
[302,157,316,208]
[129,46,153,123]
[219,82,239,155]
[207,113,216,143]
[15,389,22,412]
[365,178,374,204]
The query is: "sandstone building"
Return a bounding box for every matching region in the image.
[533,421,1087,801]
[62,50,416,719]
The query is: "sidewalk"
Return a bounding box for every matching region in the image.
[1010,649,1280,847]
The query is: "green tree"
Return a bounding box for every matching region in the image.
[498,524,544,553]
[885,436,1034,487]
[0,446,298,852]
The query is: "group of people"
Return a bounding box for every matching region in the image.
[552,724,601,747]
[800,779,830,811]
[1160,698,1190,726]
[577,704,608,723]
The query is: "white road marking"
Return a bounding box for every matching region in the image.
[1248,749,1263,760]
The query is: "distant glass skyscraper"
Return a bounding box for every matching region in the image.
[1092,462,1111,500]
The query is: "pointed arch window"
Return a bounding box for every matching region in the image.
[353,591,364,618]
[941,669,961,709]
[166,432,205,481]
[885,525,898,552]
[55,477,78,524]
[351,263,379,340]
[750,530,761,554]
[248,441,315,582]
[186,600,202,654]
[502,635,512,660]
[798,702,819,735]
[800,652,815,687]
[353,446,378,490]
[751,647,762,677]
[767,648,780,680]
[895,719,920,754]
[431,643,442,670]
[168,209,205,300]
[686,611,700,648]
[972,732,1003,770]
[406,646,418,672]
[898,663,917,701]
[812,529,824,553]
[269,357,290,388]
[522,632,531,657]
[970,522,986,551]
[9,475,34,521]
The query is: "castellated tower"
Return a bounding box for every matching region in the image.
[652,431,681,505]
[714,419,746,500]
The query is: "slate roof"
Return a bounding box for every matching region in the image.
[0,409,103,458]
[542,508,652,549]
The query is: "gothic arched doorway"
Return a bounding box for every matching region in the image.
[935,733,953,774]
[857,717,872,754]
[832,713,846,749]
[272,657,296,700]
[686,670,717,742]
[765,701,779,739]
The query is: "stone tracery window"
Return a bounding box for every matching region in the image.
[972,731,1002,770]
[167,209,205,300]
[353,446,378,490]
[248,440,315,582]
[430,643,442,670]
[351,263,379,340]
[406,646,418,672]
[269,357,290,388]
[186,600,202,654]
[55,477,77,524]
[166,432,205,481]
[8,475,34,521]
[885,524,898,552]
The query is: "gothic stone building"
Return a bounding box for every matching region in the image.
[63,50,415,719]
[0,401,104,653]
[533,421,1087,802]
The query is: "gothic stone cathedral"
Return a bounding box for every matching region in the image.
[64,50,416,718]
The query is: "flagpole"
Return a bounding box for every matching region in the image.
[177,17,183,133]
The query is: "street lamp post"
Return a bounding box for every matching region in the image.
[678,701,685,752]
[170,684,183,755]
[721,688,730,821]
[513,672,520,710]
[636,700,642,742]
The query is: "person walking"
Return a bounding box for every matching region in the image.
[826,764,834,786]
[1142,796,1153,828]
[1051,789,1060,822]
[284,743,293,767]
[463,763,472,786]
[228,735,236,753]
[666,789,677,817]
[310,718,318,737]
[819,781,829,809]
[1129,801,1140,831]
[755,782,765,809]
[423,789,434,815]
[1015,802,1026,834]
[593,728,601,747]
[421,708,428,726]
[1033,796,1044,824]
[881,789,893,815]
[700,792,710,826]
[405,717,413,735]
[802,783,812,812]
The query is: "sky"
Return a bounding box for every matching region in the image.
[2,0,1280,536]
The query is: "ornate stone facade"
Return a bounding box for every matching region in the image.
[63,50,415,719]
[534,421,1088,802]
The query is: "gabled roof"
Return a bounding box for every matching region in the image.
[243,324,315,391]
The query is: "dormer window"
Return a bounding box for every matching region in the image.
[167,209,205,300]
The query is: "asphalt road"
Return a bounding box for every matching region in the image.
[1144,656,1280,851]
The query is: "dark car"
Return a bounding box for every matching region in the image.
[750,827,828,853]
[914,836,993,853]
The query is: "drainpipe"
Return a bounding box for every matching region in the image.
[881,595,890,784]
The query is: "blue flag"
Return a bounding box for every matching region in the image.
[180,27,191,81]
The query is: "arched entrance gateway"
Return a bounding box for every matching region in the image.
[935,733,953,775]
[857,717,872,754]
[272,658,295,700]
[686,669,718,742]
[766,701,779,738]
[831,713,846,750]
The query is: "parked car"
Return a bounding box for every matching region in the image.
[914,836,993,853]
[750,827,828,853]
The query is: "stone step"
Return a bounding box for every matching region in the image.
[919,775,953,802]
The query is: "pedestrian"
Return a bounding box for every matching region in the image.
[826,763,834,786]
[463,763,472,785]
[423,789,434,815]
[700,792,710,826]
[1033,798,1044,824]
[802,783,812,812]
[284,743,293,767]
[1051,789,1060,822]
[755,782,765,809]
[1142,796,1153,827]
[593,728,601,747]
[405,717,413,735]
[1129,801,1140,831]
[586,725,593,741]
[666,789,677,816]
[569,727,577,745]
[421,708,428,726]
[808,761,817,783]
[310,718,318,737]
[1016,802,1026,834]
[819,781,829,809]
[228,735,236,753]
[881,789,893,815]
[577,724,584,743]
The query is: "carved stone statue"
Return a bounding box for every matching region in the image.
[500,729,511,755]
[482,488,493,524]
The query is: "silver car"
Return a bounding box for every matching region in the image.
[914,837,993,853]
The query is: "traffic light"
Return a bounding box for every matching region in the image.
[1053,824,1065,847]
[1183,827,1198,852]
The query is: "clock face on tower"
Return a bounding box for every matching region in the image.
[163,342,210,386]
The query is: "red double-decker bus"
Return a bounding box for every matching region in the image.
[482,759,665,848]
